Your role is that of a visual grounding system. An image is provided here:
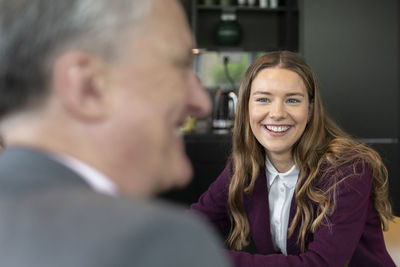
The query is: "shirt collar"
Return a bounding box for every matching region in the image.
[52,153,118,196]
[265,156,299,189]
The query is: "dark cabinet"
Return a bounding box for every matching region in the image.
[160,133,232,206]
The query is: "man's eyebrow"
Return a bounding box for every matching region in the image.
[174,49,193,67]
[187,49,195,63]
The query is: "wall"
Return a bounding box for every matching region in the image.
[300,0,400,215]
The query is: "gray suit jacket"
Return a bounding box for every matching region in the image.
[0,147,230,267]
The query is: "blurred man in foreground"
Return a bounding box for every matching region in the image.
[0,0,230,266]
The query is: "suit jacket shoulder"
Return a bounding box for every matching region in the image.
[0,147,231,267]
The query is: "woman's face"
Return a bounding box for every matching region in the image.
[248,68,311,163]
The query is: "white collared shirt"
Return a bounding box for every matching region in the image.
[52,153,118,196]
[265,156,299,255]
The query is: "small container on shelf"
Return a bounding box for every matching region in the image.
[215,11,242,46]
[247,0,256,6]
[269,0,279,8]
[259,0,268,8]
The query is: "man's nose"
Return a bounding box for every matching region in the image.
[187,73,212,118]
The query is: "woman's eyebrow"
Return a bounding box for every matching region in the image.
[286,93,305,97]
[252,91,271,96]
[251,91,305,97]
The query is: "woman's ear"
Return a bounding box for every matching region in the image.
[52,51,108,121]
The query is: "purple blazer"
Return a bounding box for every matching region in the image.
[191,160,395,267]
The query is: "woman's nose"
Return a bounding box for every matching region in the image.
[269,101,286,120]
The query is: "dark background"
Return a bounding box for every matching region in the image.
[300,0,399,215]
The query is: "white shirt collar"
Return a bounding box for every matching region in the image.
[265,156,299,189]
[52,153,118,196]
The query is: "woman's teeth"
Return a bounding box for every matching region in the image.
[266,125,290,133]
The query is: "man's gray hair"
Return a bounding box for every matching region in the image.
[0,0,151,118]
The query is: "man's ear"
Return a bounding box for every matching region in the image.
[52,51,108,121]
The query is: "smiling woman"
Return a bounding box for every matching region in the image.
[249,68,311,172]
[191,51,396,267]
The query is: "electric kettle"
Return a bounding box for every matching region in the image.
[212,89,237,129]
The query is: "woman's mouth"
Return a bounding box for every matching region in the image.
[265,125,291,133]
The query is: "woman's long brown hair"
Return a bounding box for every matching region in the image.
[227,51,393,251]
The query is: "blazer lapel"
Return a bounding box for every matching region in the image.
[243,167,276,254]
[286,191,301,255]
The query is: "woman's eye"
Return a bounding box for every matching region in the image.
[287,98,300,104]
[256,98,269,103]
